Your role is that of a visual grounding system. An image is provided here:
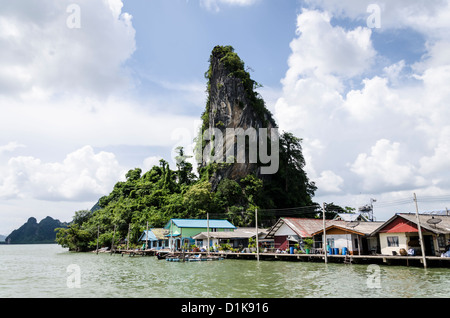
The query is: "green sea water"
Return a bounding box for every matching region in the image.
[1,244,449,298]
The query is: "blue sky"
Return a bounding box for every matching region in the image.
[1,0,450,234]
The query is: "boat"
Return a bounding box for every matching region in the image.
[186,254,224,262]
[156,250,170,260]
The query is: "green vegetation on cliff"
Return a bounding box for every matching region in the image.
[56,149,266,251]
[6,216,67,244]
[56,46,318,252]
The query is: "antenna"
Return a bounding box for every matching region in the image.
[358,198,376,222]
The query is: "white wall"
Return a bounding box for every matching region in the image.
[275,223,297,236]
[322,234,354,252]
[379,232,408,255]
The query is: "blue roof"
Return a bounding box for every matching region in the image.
[164,219,236,229]
[139,230,158,241]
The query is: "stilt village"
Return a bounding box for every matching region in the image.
[101,208,450,269]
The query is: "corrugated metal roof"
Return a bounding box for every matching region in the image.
[334,213,369,222]
[192,227,268,240]
[268,217,383,238]
[283,218,324,237]
[395,214,450,235]
[370,213,450,235]
[164,219,236,229]
[139,228,169,241]
[139,230,157,241]
[311,221,384,236]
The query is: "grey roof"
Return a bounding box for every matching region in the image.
[311,220,384,236]
[333,213,369,222]
[139,228,169,241]
[267,217,383,238]
[192,227,268,240]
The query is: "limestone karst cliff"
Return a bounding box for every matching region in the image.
[6,216,67,244]
[198,45,279,190]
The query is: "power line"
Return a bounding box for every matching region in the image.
[373,194,450,208]
[258,204,320,213]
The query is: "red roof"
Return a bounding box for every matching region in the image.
[378,215,419,233]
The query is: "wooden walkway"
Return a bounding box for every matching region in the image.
[212,252,450,267]
[103,249,450,267]
[107,249,158,257]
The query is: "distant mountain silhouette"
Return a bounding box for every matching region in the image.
[5,216,68,244]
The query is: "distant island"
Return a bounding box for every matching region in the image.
[5,216,68,244]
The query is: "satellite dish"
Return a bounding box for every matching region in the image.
[427,216,442,229]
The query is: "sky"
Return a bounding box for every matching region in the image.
[1,0,450,235]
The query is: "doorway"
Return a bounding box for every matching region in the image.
[423,235,435,256]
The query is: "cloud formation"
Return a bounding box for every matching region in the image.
[200,0,259,12]
[0,146,125,202]
[274,2,450,209]
[0,0,135,99]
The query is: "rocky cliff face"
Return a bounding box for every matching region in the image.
[199,46,278,190]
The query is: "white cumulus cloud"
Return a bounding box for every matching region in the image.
[274,3,450,213]
[0,146,126,202]
[200,0,259,12]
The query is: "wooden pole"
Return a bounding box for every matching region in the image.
[96,225,100,255]
[170,220,174,252]
[414,193,427,269]
[111,225,116,254]
[146,221,149,251]
[207,212,210,256]
[256,208,260,262]
[357,236,361,256]
[126,223,131,251]
[323,203,328,264]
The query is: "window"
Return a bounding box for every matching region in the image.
[437,235,445,248]
[327,238,335,248]
[387,236,399,247]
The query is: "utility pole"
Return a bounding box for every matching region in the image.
[255,208,260,262]
[414,193,427,269]
[96,225,100,255]
[111,225,116,254]
[126,223,131,251]
[207,212,210,256]
[146,221,149,251]
[170,219,174,252]
[323,203,328,264]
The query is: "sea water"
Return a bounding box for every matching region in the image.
[1,244,449,298]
